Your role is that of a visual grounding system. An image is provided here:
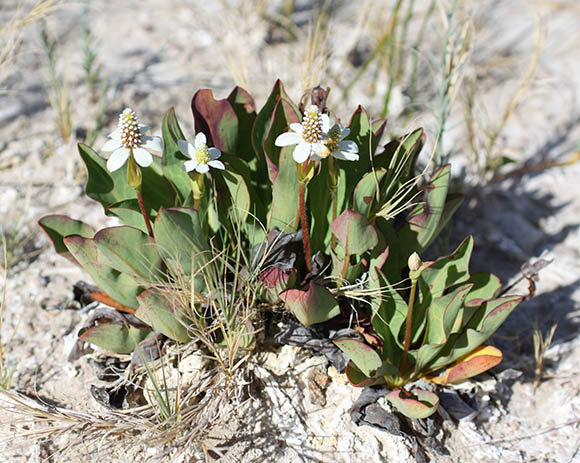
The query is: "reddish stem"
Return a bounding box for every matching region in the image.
[137,189,154,238]
[298,182,313,273]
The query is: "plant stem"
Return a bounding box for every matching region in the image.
[328,156,338,250]
[137,189,154,238]
[399,277,418,376]
[298,181,313,273]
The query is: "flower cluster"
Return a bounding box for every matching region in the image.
[102,108,224,175]
[102,108,163,172]
[274,105,359,163]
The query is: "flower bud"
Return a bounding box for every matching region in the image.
[408,252,422,272]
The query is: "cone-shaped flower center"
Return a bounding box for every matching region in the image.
[302,105,323,144]
[325,124,342,152]
[195,142,210,164]
[119,108,142,150]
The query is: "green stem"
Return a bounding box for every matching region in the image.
[399,276,418,376]
[298,182,312,273]
[136,189,154,238]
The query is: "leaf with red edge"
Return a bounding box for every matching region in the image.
[38,215,94,264]
[192,89,238,154]
[345,361,382,387]
[427,345,502,385]
[135,289,192,343]
[279,282,340,326]
[334,337,398,378]
[63,235,141,309]
[386,388,439,419]
[79,323,151,354]
[331,209,378,255]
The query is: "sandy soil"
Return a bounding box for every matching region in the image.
[1,1,580,462]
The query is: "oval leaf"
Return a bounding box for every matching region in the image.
[79,323,152,354]
[331,209,378,255]
[135,289,192,343]
[279,282,340,326]
[427,345,503,385]
[386,388,439,419]
[38,215,94,264]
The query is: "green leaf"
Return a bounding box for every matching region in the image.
[154,207,208,283]
[135,288,192,343]
[331,209,378,255]
[344,361,382,387]
[413,284,473,374]
[420,236,474,298]
[334,337,397,378]
[38,215,94,263]
[80,143,174,214]
[371,268,407,364]
[220,167,251,223]
[252,79,299,170]
[93,226,163,283]
[79,143,134,209]
[398,164,452,256]
[269,146,299,232]
[227,86,257,157]
[430,294,523,370]
[352,168,387,218]
[107,202,148,233]
[279,282,340,326]
[63,235,142,309]
[386,388,439,419]
[427,345,502,385]
[79,323,151,354]
[161,107,191,203]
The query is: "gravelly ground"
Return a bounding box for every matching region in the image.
[1,1,580,462]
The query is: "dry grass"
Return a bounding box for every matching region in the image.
[0,0,68,86]
[0,365,250,461]
[533,322,557,388]
[462,17,546,181]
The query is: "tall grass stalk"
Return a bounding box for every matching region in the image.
[432,0,471,164]
[40,22,72,143]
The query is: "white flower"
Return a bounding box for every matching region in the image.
[274,105,330,163]
[102,108,163,172]
[178,133,224,174]
[312,123,359,162]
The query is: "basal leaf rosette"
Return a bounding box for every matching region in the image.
[334,236,524,419]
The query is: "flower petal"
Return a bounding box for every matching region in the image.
[289,123,303,134]
[195,132,207,147]
[208,147,221,160]
[141,135,163,153]
[133,147,153,167]
[196,163,210,174]
[321,114,330,133]
[139,124,150,134]
[183,159,198,172]
[275,131,302,147]
[178,140,195,159]
[106,148,130,172]
[332,141,359,161]
[340,140,359,154]
[340,127,350,139]
[107,128,122,140]
[292,142,311,163]
[102,138,123,152]
[208,160,225,170]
